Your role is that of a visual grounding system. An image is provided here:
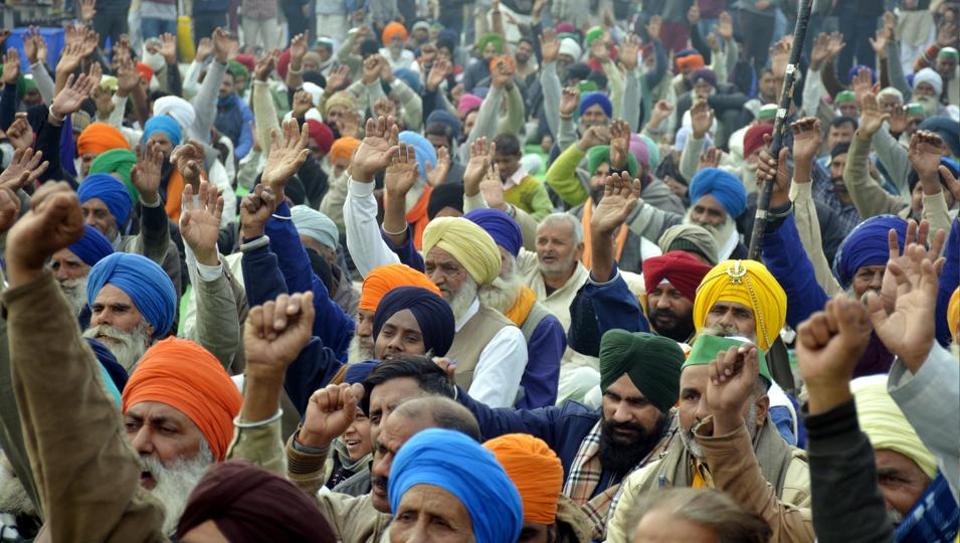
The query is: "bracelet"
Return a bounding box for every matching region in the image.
[234,408,283,429]
[381,223,408,236]
[48,105,64,124]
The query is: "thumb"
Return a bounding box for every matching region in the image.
[864,291,888,327]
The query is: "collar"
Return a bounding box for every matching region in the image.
[454,297,480,332]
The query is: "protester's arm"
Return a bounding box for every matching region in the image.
[544,142,589,207]
[0,77,19,131]
[679,134,706,181]
[131,141,173,268]
[192,29,231,142]
[871,125,912,196]
[320,172,349,232]
[234,102,255,159]
[285,32,308,92]
[910,132,955,239]
[518,317,564,408]
[935,219,959,346]
[252,76,282,158]
[29,62,55,105]
[821,58,843,99]
[621,67,641,133]
[644,39,668,94]
[539,31,562,138]
[843,128,904,219]
[498,84,526,135]
[885,39,911,99]
[456,385,577,447]
[466,85,503,146]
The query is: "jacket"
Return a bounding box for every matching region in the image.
[214,93,255,160]
[515,306,565,409]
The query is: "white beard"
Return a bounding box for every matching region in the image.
[683,209,737,259]
[349,333,376,363]
[448,277,479,323]
[141,441,213,535]
[479,272,524,315]
[0,452,35,516]
[83,322,151,372]
[59,276,89,317]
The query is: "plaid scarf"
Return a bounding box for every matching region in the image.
[895,472,959,542]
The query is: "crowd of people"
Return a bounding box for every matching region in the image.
[0,0,958,541]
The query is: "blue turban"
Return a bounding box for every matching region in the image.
[372,286,455,357]
[78,174,134,228]
[68,225,115,267]
[86,253,177,339]
[290,205,339,250]
[394,68,423,94]
[833,215,907,289]
[426,109,462,141]
[344,360,378,384]
[389,428,523,543]
[399,131,437,180]
[86,337,129,394]
[465,208,522,257]
[688,168,747,219]
[579,92,612,118]
[142,115,183,146]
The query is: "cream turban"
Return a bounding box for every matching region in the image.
[852,376,937,479]
[422,217,501,285]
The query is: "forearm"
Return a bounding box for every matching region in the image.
[193,262,242,371]
[886,40,911,98]
[844,132,904,218]
[540,62,561,137]
[801,67,825,116]
[602,62,625,119]
[193,59,227,141]
[165,61,183,97]
[253,81,281,157]
[679,135,705,181]
[498,85,525,135]
[30,62,55,104]
[467,86,503,145]
[761,213,831,327]
[139,197,172,265]
[226,413,286,475]
[871,126,912,195]
[789,182,843,295]
[557,115,579,152]
[392,81,423,132]
[128,80,150,128]
[621,68,641,132]
[343,178,401,278]
[544,144,588,206]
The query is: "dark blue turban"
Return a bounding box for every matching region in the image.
[833,215,908,289]
[372,286,455,357]
[86,337,129,392]
[689,168,747,219]
[86,253,177,339]
[426,109,462,141]
[344,360,378,384]
[68,224,115,267]
[465,208,523,257]
[78,173,134,228]
[389,428,523,543]
[579,92,612,118]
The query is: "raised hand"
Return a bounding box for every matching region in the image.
[262,118,311,194]
[132,140,164,204]
[290,31,309,64]
[170,141,206,192]
[159,32,177,64]
[940,163,960,203]
[791,116,823,167]
[591,171,640,236]
[212,27,231,62]
[826,32,846,60]
[5,182,84,287]
[240,184,277,239]
[869,27,889,59]
[373,96,397,119]
[79,0,96,21]
[111,34,131,65]
[770,36,792,78]
[648,99,674,128]
[858,91,889,137]
[559,86,580,118]
[540,28,560,64]
[115,57,141,96]
[578,124,611,151]
[464,137,494,196]
[590,34,610,63]
[690,100,715,139]
[195,37,213,63]
[180,181,224,265]
[608,119,630,170]
[361,54,381,84]
[0,187,20,233]
[877,219,945,317]
[704,343,760,435]
[338,109,361,139]
[698,146,723,170]
[716,11,734,40]
[326,65,350,93]
[385,144,421,198]
[425,145,450,187]
[254,50,277,81]
[0,146,48,190]
[56,42,85,76]
[244,291,316,380]
[796,296,873,415]
[51,73,97,120]
[80,26,99,58]
[908,130,947,183]
[426,58,450,92]
[756,132,791,207]
[491,56,516,88]
[292,89,313,117]
[851,67,875,105]
[23,27,40,64]
[810,33,831,69]
[618,34,641,71]
[2,49,19,85]
[479,164,507,210]
[298,383,365,448]
[349,115,400,183]
[887,105,909,136]
[5,116,35,152]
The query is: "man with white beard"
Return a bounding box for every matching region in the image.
[684,168,749,261]
[51,224,114,324]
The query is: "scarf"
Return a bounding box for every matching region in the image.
[164,169,186,222]
[580,200,628,270]
[504,286,536,326]
[895,472,959,542]
[328,438,372,489]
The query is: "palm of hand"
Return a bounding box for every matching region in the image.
[182,207,220,250]
[2,63,18,84]
[385,162,418,195]
[263,147,304,188]
[592,192,633,231]
[909,144,941,176]
[480,177,505,208]
[463,155,488,191]
[793,133,820,163]
[351,136,393,178]
[875,285,934,358]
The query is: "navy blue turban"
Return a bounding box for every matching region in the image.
[465,208,523,257]
[689,168,747,219]
[86,253,177,339]
[78,174,134,228]
[426,109,462,141]
[373,286,456,357]
[833,215,907,289]
[579,92,612,118]
[68,225,115,267]
[86,337,129,392]
[345,360,379,384]
[389,428,523,543]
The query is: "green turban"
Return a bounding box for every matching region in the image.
[587,145,639,177]
[835,90,856,104]
[584,26,604,48]
[476,33,505,55]
[89,149,139,202]
[599,330,684,414]
[684,335,772,388]
[227,60,250,86]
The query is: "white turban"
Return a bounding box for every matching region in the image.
[913,68,943,96]
[153,96,197,136]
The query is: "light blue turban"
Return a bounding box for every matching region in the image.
[86,253,177,339]
[398,130,437,180]
[142,115,183,146]
[290,205,339,250]
[389,428,523,543]
[78,174,134,228]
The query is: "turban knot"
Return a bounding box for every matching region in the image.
[359,264,440,313]
[77,122,129,156]
[423,217,502,285]
[484,434,563,524]
[290,205,339,250]
[68,224,115,267]
[643,251,712,303]
[599,330,684,414]
[689,167,747,219]
[87,253,177,339]
[833,215,907,289]
[123,338,242,461]
[693,260,786,350]
[389,429,523,543]
[465,208,523,257]
[373,286,456,357]
[78,173,134,227]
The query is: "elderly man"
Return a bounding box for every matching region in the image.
[455,330,685,539]
[684,168,749,261]
[606,336,813,543]
[51,224,115,320]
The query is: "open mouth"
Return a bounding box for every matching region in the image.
[140,470,157,490]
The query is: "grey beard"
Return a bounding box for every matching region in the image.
[83,322,151,372]
[682,403,759,461]
[349,333,375,363]
[448,276,479,322]
[59,276,89,317]
[479,272,524,314]
[0,452,35,516]
[141,440,213,535]
[684,208,736,253]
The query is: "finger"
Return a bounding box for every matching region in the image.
[261,300,277,340]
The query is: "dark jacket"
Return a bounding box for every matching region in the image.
[215,94,254,159]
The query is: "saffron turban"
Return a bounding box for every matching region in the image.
[684,334,772,387]
[743,124,774,159]
[373,286,456,357]
[598,330,684,414]
[76,122,129,156]
[693,260,787,351]
[398,131,437,179]
[852,376,937,479]
[643,251,712,303]
[389,429,523,543]
[290,205,338,250]
[658,224,720,266]
[359,264,441,313]
[68,224,115,267]
[833,215,907,289]
[484,434,563,525]
[381,22,409,46]
[153,96,196,133]
[422,217,502,286]
[465,208,523,257]
[948,287,959,340]
[676,54,705,73]
[458,93,484,115]
[78,173,134,227]
[579,92,612,118]
[689,168,747,219]
[87,253,177,339]
[587,145,639,177]
[178,460,335,542]
[89,148,139,201]
[123,338,242,461]
[330,136,361,163]
[142,114,183,146]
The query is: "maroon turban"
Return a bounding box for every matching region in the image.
[643,251,712,302]
[176,460,335,542]
[743,124,774,159]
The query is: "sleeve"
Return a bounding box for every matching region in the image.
[643,39,668,94]
[226,416,287,475]
[467,326,529,407]
[165,61,183,98]
[391,79,423,132]
[583,267,651,334]
[0,83,18,131]
[182,60,204,99]
[33,112,67,185]
[557,114,579,154]
[382,229,425,272]
[679,134,706,181]
[191,258,242,371]
[192,59,227,142]
[789,181,843,295]
[870,126,912,196]
[602,61,625,120]
[29,62,55,105]
[935,219,959,346]
[516,317,564,409]
[456,386,576,448]
[343,178,402,278]
[621,68,641,132]
[843,131,905,219]
[466,85,503,146]
[885,40,912,99]
[135,196,173,268]
[528,179,555,221]
[234,101,255,159]
[544,143,589,207]
[801,67,825,117]
[761,213,831,327]
[252,80,282,157]
[803,399,894,543]
[540,61,561,138]
[497,84,526,135]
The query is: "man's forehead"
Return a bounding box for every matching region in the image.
[537,220,573,238]
[425,246,461,267]
[81,198,110,212]
[711,300,752,312]
[680,364,709,388]
[370,377,423,410]
[125,400,190,424]
[94,284,135,306]
[53,248,84,265]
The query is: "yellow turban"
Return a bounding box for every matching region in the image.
[422,217,501,285]
[852,376,937,479]
[692,259,787,350]
[484,434,563,524]
[948,287,959,342]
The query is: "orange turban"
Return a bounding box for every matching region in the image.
[359,263,440,313]
[136,62,154,84]
[948,287,959,341]
[381,22,408,46]
[330,136,361,164]
[484,434,563,524]
[676,54,705,73]
[122,338,242,461]
[77,122,130,157]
